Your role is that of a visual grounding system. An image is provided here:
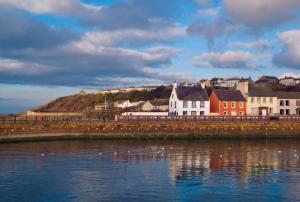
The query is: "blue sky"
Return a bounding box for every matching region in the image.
[1,0,300,114]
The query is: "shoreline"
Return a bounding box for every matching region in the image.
[1,132,300,143]
[1,121,300,143]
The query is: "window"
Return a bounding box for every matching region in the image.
[183,111,188,116]
[172,94,173,98]
[285,100,290,106]
[223,102,228,108]
[269,97,273,103]
[175,102,177,108]
[257,97,261,103]
[183,101,188,108]
[297,100,300,106]
[223,111,228,115]
[239,111,244,116]
[240,102,244,108]
[170,102,172,107]
[251,97,255,103]
[286,109,290,115]
[231,102,236,108]
[280,109,284,115]
[280,100,284,106]
[200,111,204,116]
[192,101,196,108]
[200,101,204,108]
[263,97,266,103]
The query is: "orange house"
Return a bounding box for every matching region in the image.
[210,89,247,116]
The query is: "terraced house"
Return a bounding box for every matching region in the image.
[247,88,278,116]
[210,90,247,116]
[169,82,210,116]
[276,92,300,115]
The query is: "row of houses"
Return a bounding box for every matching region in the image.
[169,81,300,116]
[199,75,300,89]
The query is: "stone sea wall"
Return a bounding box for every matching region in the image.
[1,121,300,142]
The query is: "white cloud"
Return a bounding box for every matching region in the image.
[193,51,267,69]
[273,29,300,69]
[0,59,54,76]
[224,0,300,28]
[0,0,101,16]
[71,26,186,47]
[197,7,220,19]
[229,40,270,51]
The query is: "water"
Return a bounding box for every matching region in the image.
[0,140,299,202]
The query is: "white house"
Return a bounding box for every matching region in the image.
[276,92,300,115]
[279,76,297,86]
[115,100,142,109]
[141,99,169,112]
[169,82,210,116]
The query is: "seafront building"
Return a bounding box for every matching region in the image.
[276,92,300,115]
[169,82,210,116]
[210,89,247,116]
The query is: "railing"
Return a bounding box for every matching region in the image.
[1,114,300,124]
[0,115,113,124]
[116,115,300,122]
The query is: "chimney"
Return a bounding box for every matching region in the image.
[236,80,249,98]
[173,81,177,89]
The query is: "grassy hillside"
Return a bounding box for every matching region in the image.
[35,86,172,112]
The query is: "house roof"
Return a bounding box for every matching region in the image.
[248,87,276,97]
[256,76,279,83]
[149,99,169,106]
[276,91,300,99]
[176,86,209,101]
[214,90,246,101]
[280,77,296,81]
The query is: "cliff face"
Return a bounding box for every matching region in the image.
[35,86,172,112]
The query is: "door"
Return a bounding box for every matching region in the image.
[262,109,267,116]
[191,111,196,116]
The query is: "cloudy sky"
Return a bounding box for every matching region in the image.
[1,0,300,113]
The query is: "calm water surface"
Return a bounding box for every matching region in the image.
[0,139,300,202]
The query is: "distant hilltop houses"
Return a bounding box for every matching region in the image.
[98,86,158,94]
[90,75,300,117]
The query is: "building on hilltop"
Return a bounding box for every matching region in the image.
[210,89,247,116]
[169,82,210,116]
[254,76,279,88]
[279,76,297,86]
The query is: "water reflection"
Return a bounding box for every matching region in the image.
[0,140,299,201]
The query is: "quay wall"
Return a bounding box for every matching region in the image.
[1,121,300,142]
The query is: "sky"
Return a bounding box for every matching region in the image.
[1,0,300,114]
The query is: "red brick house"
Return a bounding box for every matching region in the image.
[210,89,247,116]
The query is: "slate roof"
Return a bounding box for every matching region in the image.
[214,90,246,101]
[276,91,300,99]
[176,86,209,101]
[248,87,276,97]
[149,99,169,106]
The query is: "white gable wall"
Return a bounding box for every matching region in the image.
[169,83,210,116]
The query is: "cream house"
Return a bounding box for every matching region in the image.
[247,88,278,115]
[276,92,300,115]
[236,81,278,116]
